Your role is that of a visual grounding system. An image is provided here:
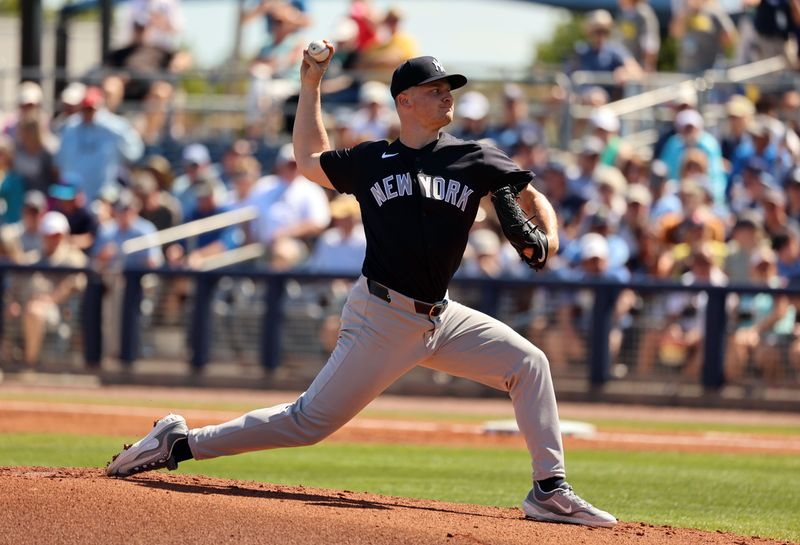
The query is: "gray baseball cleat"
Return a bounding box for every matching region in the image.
[522,482,617,528]
[106,413,189,478]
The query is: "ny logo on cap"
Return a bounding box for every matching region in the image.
[431,58,444,73]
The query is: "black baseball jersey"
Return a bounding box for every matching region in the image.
[320,132,533,302]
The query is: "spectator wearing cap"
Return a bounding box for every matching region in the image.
[619,150,650,186]
[13,116,57,194]
[218,139,256,188]
[663,198,728,279]
[652,85,698,160]
[130,168,181,231]
[16,210,87,367]
[241,0,310,56]
[538,161,572,213]
[542,232,634,368]
[127,0,185,54]
[171,143,227,218]
[347,81,397,142]
[509,129,546,173]
[248,143,331,265]
[174,178,243,270]
[226,156,266,210]
[55,86,144,201]
[649,159,683,221]
[52,82,86,134]
[720,95,756,163]
[451,91,492,142]
[104,17,188,101]
[658,109,726,207]
[306,194,367,274]
[49,172,98,254]
[565,9,642,96]
[457,228,506,279]
[92,189,163,271]
[589,107,624,166]
[582,204,630,274]
[1,191,48,263]
[356,6,419,73]
[727,245,795,382]
[3,82,56,150]
[92,189,161,361]
[567,135,606,201]
[761,185,799,240]
[487,84,544,155]
[670,0,737,74]
[730,114,794,184]
[644,242,728,377]
[618,183,653,264]
[244,2,308,139]
[102,18,191,144]
[615,0,660,72]
[595,166,628,222]
[729,156,775,216]
[725,214,765,284]
[0,135,25,224]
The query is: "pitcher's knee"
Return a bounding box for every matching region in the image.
[293,410,347,446]
[507,347,551,389]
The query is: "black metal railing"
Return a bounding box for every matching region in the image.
[4,262,800,391]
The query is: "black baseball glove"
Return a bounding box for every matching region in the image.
[491,184,549,270]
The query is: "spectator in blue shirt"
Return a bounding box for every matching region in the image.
[93,189,163,270]
[174,178,243,270]
[565,9,642,94]
[772,228,800,281]
[659,109,727,207]
[55,87,144,201]
[487,84,544,154]
[541,232,635,369]
[730,115,794,184]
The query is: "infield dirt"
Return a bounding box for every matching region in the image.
[1,466,795,545]
[2,386,799,544]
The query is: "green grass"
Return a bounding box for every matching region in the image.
[1,432,798,541]
[3,390,799,435]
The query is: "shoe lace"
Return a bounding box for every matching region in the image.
[559,485,594,510]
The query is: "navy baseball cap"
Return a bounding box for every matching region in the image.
[390,56,467,98]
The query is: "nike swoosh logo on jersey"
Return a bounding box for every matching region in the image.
[381,152,399,159]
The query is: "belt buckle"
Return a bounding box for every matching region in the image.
[429,300,448,318]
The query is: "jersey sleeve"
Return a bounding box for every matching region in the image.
[319,141,374,194]
[481,143,535,193]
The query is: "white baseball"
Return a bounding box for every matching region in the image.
[307,40,330,62]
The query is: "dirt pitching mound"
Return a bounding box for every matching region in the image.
[0,467,791,545]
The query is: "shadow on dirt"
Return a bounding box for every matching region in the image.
[132,477,511,520]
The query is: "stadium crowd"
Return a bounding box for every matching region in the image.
[2,0,800,381]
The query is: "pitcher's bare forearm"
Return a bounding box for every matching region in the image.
[293,44,335,189]
[519,184,560,255]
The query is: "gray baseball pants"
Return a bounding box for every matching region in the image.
[188,276,565,480]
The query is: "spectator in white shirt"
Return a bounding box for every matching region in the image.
[248,143,331,263]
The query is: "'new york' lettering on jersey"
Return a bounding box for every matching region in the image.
[369,172,473,212]
[320,132,534,302]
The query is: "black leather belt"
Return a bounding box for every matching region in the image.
[367,279,449,318]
